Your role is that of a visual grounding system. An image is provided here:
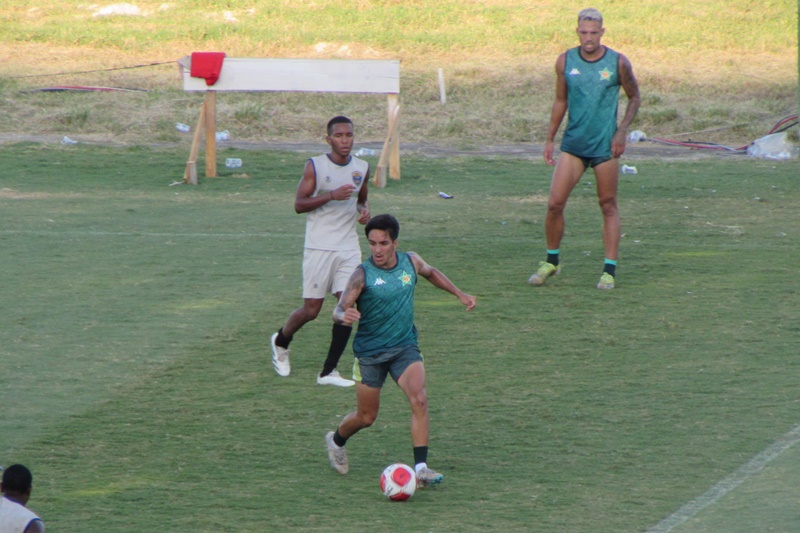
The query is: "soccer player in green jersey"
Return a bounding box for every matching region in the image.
[530,7,640,290]
[324,214,476,487]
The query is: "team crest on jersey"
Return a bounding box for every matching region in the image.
[399,271,412,286]
[351,171,364,187]
[599,67,613,81]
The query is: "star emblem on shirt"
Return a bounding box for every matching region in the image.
[399,271,412,286]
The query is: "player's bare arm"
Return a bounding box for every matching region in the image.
[409,252,476,311]
[356,172,371,224]
[26,520,45,533]
[294,160,357,213]
[333,266,366,326]
[543,52,569,166]
[611,54,641,158]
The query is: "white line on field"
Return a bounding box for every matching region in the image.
[0,230,300,239]
[646,423,800,532]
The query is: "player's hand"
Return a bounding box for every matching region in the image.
[357,207,370,225]
[459,293,476,311]
[331,184,357,201]
[342,307,361,326]
[543,141,556,166]
[611,131,627,158]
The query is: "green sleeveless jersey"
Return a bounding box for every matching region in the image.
[560,46,621,158]
[353,252,418,358]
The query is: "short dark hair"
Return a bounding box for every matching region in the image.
[327,115,353,136]
[365,213,400,241]
[2,464,33,493]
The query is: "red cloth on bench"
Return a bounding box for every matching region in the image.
[190,52,226,86]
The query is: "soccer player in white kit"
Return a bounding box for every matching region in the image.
[270,116,371,387]
[1,464,45,533]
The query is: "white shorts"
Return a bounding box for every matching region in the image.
[302,248,362,299]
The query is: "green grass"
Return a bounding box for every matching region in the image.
[674,442,800,532]
[0,0,793,56]
[0,1,795,147]
[1,143,799,531]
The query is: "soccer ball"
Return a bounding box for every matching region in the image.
[380,463,416,501]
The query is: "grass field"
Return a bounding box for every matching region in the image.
[1,143,799,531]
[1,1,798,530]
[0,0,796,146]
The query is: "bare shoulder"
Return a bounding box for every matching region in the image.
[297,159,317,190]
[617,52,634,71]
[302,158,316,178]
[407,252,433,276]
[348,264,366,285]
[407,251,423,265]
[555,51,567,71]
[617,53,639,90]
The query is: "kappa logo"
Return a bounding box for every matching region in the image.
[569,68,581,75]
[374,277,386,286]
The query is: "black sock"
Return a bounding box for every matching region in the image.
[413,446,428,466]
[547,252,559,266]
[603,263,617,277]
[275,327,292,348]
[321,323,352,376]
[333,429,347,448]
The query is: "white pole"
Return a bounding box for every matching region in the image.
[438,68,446,105]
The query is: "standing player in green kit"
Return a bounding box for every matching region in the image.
[530,7,640,290]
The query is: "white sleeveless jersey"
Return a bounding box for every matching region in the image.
[0,496,42,533]
[305,154,368,251]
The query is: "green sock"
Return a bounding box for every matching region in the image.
[603,259,617,277]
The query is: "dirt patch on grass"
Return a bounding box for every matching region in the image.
[0,133,733,162]
[0,188,85,200]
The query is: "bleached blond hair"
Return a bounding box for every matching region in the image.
[578,8,603,25]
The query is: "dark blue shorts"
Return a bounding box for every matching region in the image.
[354,345,423,388]
[564,150,612,169]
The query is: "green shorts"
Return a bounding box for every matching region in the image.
[354,344,423,388]
[563,150,612,169]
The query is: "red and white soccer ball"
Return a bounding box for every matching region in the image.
[380,463,416,501]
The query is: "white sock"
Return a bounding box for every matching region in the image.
[415,462,427,474]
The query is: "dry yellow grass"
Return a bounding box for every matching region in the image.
[0,5,796,148]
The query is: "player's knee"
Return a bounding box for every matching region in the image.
[409,393,428,414]
[547,200,567,215]
[359,411,378,428]
[302,302,323,320]
[598,197,618,216]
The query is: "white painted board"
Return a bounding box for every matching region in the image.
[183,58,400,93]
